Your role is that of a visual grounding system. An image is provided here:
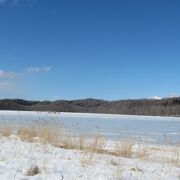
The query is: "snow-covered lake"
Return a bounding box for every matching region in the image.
[0,111,180,145]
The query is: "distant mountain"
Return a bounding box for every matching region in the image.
[0,97,180,116]
[148,96,162,100]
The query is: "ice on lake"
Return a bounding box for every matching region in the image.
[0,110,179,145]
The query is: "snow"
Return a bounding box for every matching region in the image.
[148,96,162,100]
[0,135,179,180]
[0,110,179,179]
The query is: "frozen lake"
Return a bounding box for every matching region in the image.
[0,110,180,145]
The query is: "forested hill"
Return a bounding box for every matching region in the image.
[0,98,180,116]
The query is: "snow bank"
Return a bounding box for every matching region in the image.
[0,136,179,180]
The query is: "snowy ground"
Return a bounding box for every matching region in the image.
[0,111,179,179]
[0,135,179,180]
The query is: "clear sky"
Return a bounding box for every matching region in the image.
[0,0,180,100]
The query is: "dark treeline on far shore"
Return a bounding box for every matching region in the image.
[0,97,180,117]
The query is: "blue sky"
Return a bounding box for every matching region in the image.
[0,0,180,100]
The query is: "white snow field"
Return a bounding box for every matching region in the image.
[0,111,179,180]
[0,135,179,180]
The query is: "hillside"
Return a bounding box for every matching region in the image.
[0,98,180,116]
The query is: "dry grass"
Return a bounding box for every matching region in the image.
[172,146,180,167]
[78,135,86,150]
[86,134,106,153]
[113,139,134,158]
[132,143,180,167]
[10,123,106,155]
[0,122,179,168]
[17,126,37,142]
[79,134,106,166]
[135,146,149,160]
[39,127,57,144]
[16,124,61,147]
[0,126,12,137]
[61,133,77,149]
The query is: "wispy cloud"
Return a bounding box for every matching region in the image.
[0,0,38,6]
[52,96,60,101]
[26,66,51,73]
[0,66,51,80]
[0,66,51,96]
[0,0,7,4]
[0,70,17,79]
